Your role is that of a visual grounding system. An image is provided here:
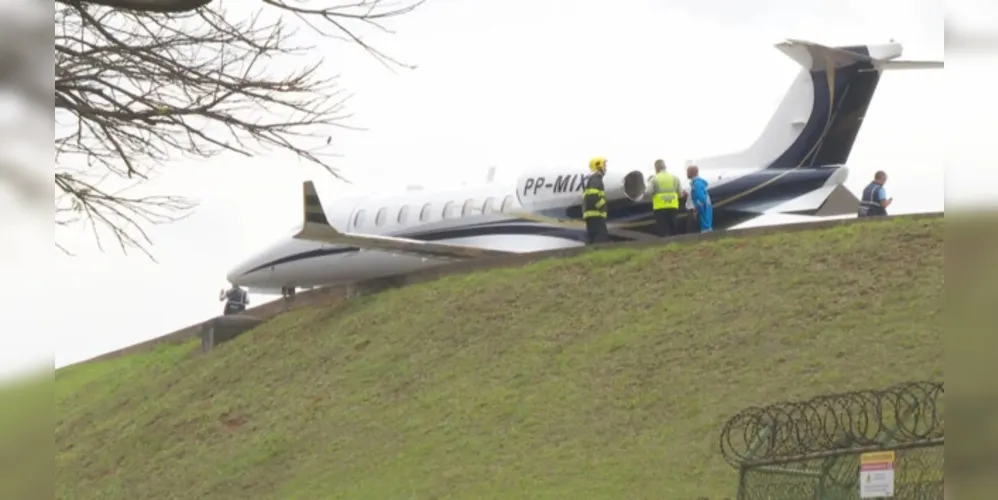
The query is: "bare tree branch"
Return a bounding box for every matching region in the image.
[53,0,423,258]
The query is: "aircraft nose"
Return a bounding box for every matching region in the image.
[226,261,247,285]
[226,238,285,285]
[225,251,261,285]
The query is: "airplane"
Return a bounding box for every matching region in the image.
[226,38,942,296]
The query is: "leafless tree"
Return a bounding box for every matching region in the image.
[53,0,422,259]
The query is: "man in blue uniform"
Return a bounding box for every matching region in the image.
[858,170,893,217]
[219,283,249,315]
[686,164,713,232]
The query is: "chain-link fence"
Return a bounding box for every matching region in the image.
[736,442,943,499]
[720,381,944,500]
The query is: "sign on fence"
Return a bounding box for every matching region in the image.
[859,450,896,498]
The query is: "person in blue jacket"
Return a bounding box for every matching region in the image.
[686,164,713,232]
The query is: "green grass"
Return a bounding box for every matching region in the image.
[0,373,52,500]
[53,216,944,499]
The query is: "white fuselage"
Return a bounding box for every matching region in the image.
[225,162,834,292]
[226,179,587,292]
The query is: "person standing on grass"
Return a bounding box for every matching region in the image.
[858,170,893,218]
[687,164,713,233]
[582,157,610,244]
[649,159,682,237]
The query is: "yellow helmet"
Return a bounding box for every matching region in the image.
[588,157,607,173]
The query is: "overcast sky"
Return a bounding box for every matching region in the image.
[0,0,963,379]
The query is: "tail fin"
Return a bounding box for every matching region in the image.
[696,39,942,170]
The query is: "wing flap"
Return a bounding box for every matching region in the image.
[293,181,516,261]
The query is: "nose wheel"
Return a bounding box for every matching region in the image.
[281,286,296,298]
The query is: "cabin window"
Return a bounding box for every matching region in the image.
[501,195,517,213]
[483,197,498,214]
[419,203,434,222]
[398,205,410,225]
[442,201,460,219]
[353,209,366,228]
[462,198,480,216]
[375,207,388,226]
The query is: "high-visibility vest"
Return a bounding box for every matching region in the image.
[226,288,248,306]
[858,182,887,217]
[652,172,680,210]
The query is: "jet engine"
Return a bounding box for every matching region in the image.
[515,167,647,211]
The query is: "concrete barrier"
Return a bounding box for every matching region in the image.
[70,212,942,366]
[80,285,353,364]
[200,315,265,352]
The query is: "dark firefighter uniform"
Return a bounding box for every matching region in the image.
[220,285,249,315]
[651,170,681,236]
[858,180,888,217]
[582,157,610,244]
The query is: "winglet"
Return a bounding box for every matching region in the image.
[295,181,344,243]
[302,181,330,226]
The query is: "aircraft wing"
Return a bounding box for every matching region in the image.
[292,181,517,261]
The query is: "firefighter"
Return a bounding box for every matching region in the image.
[650,159,682,237]
[582,157,610,244]
[219,283,249,315]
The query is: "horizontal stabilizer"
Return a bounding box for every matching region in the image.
[294,181,516,261]
[779,38,942,73]
[775,184,860,217]
[737,183,859,217]
[873,59,944,70]
[779,38,874,69]
[815,184,860,216]
[768,185,840,214]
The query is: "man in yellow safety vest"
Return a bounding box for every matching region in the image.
[650,159,682,237]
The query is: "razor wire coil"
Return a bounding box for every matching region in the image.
[720,380,944,466]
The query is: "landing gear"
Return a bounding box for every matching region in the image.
[281,286,296,298]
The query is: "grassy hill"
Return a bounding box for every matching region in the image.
[54,216,944,499]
